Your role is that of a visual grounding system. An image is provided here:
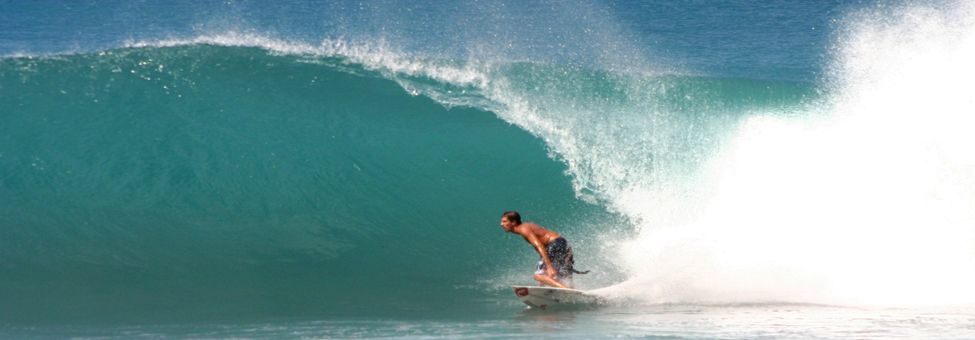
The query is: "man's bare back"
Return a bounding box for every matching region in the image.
[514,223,560,246]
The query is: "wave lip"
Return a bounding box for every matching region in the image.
[124,32,491,88]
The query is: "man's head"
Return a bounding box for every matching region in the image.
[500,211,521,232]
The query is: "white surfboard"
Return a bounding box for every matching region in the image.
[512,285,604,309]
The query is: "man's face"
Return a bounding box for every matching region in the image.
[500,217,516,232]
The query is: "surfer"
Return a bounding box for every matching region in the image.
[500,211,586,289]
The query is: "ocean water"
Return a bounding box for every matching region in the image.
[2,1,975,338]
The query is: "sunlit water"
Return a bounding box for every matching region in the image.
[5,304,975,339]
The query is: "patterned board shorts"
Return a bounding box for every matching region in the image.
[534,237,574,279]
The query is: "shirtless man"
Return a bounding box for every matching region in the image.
[500,211,582,289]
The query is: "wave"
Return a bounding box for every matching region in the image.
[0,36,815,322]
[13,3,973,320]
[0,43,598,322]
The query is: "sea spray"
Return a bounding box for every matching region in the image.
[609,2,975,306]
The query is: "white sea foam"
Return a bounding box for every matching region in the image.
[605,2,975,306]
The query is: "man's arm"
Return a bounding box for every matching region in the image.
[525,232,558,278]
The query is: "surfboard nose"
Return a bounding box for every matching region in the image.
[514,287,529,297]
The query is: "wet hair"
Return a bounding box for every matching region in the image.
[501,211,521,224]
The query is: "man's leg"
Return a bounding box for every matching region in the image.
[533,274,568,289]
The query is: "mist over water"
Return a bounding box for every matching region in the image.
[606,2,975,306]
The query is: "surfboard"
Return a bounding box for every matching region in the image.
[511,285,604,309]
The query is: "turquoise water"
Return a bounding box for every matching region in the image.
[0,45,627,323]
[3,1,975,338]
[5,304,975,338]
